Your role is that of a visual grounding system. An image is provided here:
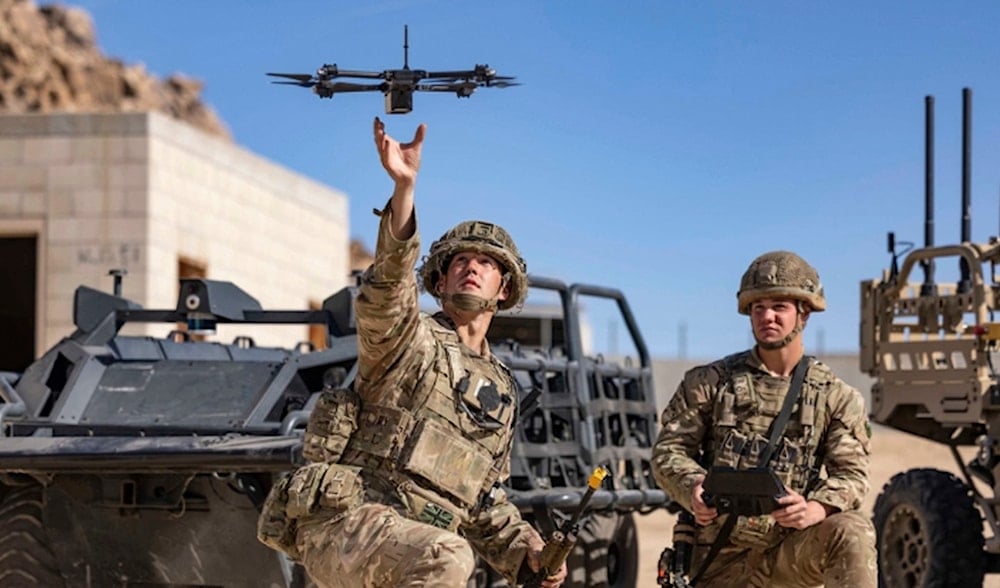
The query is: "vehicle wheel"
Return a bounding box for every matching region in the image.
[566,512,639,587]
[872,468,984,588]
[0,484,65,587]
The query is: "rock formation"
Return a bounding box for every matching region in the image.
[0,0,229,139]
[349,238,374,274]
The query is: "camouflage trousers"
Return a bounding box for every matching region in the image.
[296,501,475,588]
[692,511,877,587]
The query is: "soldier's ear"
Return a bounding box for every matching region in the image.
[498,277,510,301]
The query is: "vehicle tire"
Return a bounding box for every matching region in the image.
[566,512,639,587]
[872,468,984,588]
[0,484,65,587]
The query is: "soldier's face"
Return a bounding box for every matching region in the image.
[438,251,509,303]
[750,298,808,345]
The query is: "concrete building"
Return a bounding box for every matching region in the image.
[0,112,349,373]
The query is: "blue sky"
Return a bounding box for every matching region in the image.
[54,0,1000,360]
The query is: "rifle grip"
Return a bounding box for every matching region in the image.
[538,530,570,573]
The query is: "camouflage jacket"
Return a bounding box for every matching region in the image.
[651,349,871,547]
[349,205,537,583]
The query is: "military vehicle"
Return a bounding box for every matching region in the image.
[0,271,667,587]
[862,88,1000,586]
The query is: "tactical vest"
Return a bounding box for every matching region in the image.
[339,316,517,531]
[703,351,835,548]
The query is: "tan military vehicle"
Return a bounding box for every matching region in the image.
[862,88,998,586]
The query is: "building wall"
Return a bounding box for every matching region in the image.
[0,112,349,356]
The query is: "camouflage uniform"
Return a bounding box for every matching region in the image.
[651,348,877,587]
[652,250,876,587]
[296,206,538,588]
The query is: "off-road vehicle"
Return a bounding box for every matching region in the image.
[862,88,1000,586]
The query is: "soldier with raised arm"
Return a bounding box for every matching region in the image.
[260,118,566,588]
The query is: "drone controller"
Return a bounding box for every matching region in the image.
[701,466,787,517]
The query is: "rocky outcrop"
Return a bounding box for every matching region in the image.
[349,238,374,274]
[0,0,229,139]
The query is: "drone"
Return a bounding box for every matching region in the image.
[267,26,519,115]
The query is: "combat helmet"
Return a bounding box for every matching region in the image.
[419,220,527,311]
[737,251,825,314]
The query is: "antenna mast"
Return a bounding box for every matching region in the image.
[403,25,410,70]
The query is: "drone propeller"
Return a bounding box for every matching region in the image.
[487,80,520,89]
[266,72,315,84]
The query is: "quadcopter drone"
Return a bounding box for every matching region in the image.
[267,26,518,115]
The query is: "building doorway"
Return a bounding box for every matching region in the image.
[0,236,37,373]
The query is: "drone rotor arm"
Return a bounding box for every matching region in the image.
[419,82,480,98]
[418,83,471,92]
[329,69,387,80]
[320,81,386,93]
[424,69,477,80]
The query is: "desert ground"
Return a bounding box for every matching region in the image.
[633,424,1000,587]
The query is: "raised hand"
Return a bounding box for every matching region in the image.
[373,116,426,187]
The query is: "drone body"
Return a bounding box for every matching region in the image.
[267,26,518,114]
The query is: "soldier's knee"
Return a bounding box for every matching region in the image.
[818,511,878,587]
[418,534,476,581]
[820,511,876,553]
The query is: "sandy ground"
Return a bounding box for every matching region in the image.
[633,424,1000,587]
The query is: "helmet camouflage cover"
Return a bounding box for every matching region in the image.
[737,250,826,314]
[419,220,527,311]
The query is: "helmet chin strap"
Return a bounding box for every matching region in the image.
[438,274,510,314]
[443,293,498,312]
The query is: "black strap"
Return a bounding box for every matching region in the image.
[688,510,737,586]
[688,355,811,587]
[759,356,810,466]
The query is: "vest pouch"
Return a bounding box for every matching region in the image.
[736,432,772,470]
[348,404,414,458]
[773,437,807,490]
[302,386,360,463]
[712,429,748,468]
[286,462,364,521]
[400,418,493,506]
[257,473,301,561]
[317,463,364,513]
[285,462,330,519]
